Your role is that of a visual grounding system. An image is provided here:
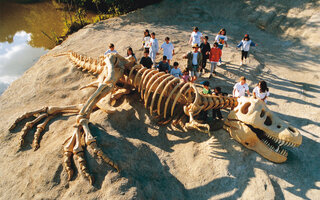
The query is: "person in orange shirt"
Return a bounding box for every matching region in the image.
[209,42,222,78]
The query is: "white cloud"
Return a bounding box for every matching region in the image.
[0,31,48,95]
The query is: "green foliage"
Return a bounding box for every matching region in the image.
[55,0,162,15]
[51,0,162,45]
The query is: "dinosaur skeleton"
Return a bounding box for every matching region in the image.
[9,52,302,184]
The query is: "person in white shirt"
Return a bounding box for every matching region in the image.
[142,29,151,51]
[149,32,159,67]
[189,26,203,46]
[215,28,228,65]
[237,34,257,66]
[253,80,269,103]
[104,43,118,55]
[160,37,175,65]
[233,76,250,97]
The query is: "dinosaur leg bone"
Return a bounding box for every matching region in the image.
[185,108,210,134]
[79,83,112,118]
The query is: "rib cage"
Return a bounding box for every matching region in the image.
[127,65,239,120]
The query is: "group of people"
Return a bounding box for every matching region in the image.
[199,77,269,120]
[104,26,268,120]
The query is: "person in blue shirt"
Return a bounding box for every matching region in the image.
[170,62,182,78]
[104,43,118,55]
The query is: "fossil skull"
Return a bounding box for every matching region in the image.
[224,97,302,163]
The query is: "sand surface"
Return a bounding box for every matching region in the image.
[0,0,319,199]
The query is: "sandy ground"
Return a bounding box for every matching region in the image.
[0,0,319,199]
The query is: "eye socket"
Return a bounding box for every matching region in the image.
[241,102,251,114]
[288,127,295,133]
[264,116,272,126]
[245,142,249,145]
[260,110,265,118]
[277,125,281,129]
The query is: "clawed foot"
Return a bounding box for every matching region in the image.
[9,105,81,150]
[10,106,119,185]
[63,118,119,184]
[185,120,211,135]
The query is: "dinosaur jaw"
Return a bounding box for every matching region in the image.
[225,119,301,163]
[245,123,300,160]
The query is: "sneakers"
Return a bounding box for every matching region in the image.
[240,61,243,66]
[218,61,221,66]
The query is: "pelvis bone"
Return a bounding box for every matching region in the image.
[224,96,302,163]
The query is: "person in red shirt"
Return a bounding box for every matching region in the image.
[209,42,222,78]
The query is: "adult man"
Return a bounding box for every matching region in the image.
[183,44,203,82]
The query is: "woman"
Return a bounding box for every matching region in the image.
[126,47,137,62]
[189,26,203,46]
[142,29,151,51]
[253,81,269,103]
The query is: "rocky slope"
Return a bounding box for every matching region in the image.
[0,0,319,199]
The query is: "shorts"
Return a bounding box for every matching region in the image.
[192,64,198,72]
[164,54,173,60]
[241,50,248,60]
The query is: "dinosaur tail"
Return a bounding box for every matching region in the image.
[68,51,105,75]
[201,94,238,111]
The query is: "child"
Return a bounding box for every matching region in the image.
[182,69,190,83]
[212,87,223,120]
[200,36,210,74]
[215,28,228,65]
[142,29,151,51]
[156,56,170,73]
[199,81,211,121]
[237,34,257,65]
[104,43,118,55]
[233,76,250,97]
[202,80,212,94]
[183,44,202,82]
[170,62,182,78]
[149,32,159,67]
[253,80,269,103]
[126,47,137,62]
[160,37,175,65]
[140,49,153,69]
[209,42,222,78]
[189,26,203,46]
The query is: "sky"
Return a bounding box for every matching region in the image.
[0,31,47,94]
